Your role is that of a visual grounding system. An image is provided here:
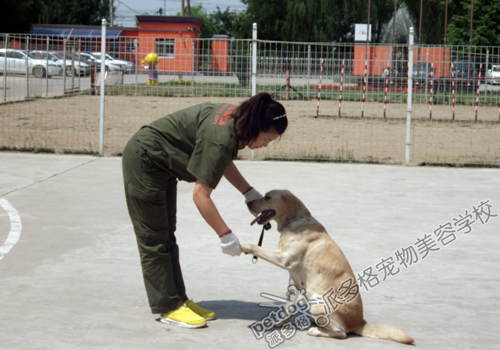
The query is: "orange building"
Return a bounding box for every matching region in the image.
[354,45,451,78]
[130,16,203,73]
[29,16,218,74]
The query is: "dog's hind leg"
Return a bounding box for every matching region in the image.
[307,326,347,339]
[307,308,347,339]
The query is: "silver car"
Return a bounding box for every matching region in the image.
[91,52,134,73]
[486,65,500,85]
[0,48,62,78]
[30,51,91,77]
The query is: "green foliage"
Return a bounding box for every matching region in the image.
[402,0,500,46]
[447,0,500,46]
[232,10,253,39]
[0,0,40,33]
[241,0,287,40]
[0,0,111,32]
[241,0,394,42]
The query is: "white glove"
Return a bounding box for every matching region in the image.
[220,232,241,256]
[244,187,263,216]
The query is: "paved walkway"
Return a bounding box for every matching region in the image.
[1,153,499,350]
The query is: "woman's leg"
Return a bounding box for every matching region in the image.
[122,140,187,314]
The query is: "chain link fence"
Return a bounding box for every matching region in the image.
[0,28,499,166]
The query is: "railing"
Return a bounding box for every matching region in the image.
[0,25,499,166]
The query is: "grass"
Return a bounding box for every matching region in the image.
[98,81,500,107]
[0,146,56,153]
[419,162,500,168]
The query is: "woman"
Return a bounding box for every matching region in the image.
[122,92,288,328]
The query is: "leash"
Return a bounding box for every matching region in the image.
[252,223,271,264]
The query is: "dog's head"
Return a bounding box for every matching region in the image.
[249,189,310,230]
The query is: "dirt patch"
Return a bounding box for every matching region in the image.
[0,95,499,165]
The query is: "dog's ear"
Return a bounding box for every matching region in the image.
[281,191,310,217]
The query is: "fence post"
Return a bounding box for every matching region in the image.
[307,45,311,99]
[134,38,138,96]
[405,27,414,166]
[25,36,30,99]
[484,50,489,106]
[191,41,195,96]
[99,19,107,156]
[251,23,257,97]
[63,39,67,94]
[251,23,257,160]
[46,37,49,97]
[3,34,7,102]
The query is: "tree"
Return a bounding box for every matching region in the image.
[446,0,500,46]
[179,4,215,38]
[0,0,112,33]
[401,0,449,45]
[241,0,394,43]
[209,7,238,36]
[182,4,247,39]
[232,10,253,39]
[0,0,35,33]
[240,0,287,41]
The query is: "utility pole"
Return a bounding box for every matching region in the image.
[187,0,191,16]
[469,0,474,56]
[110,0,113,26]
[393,0,397,44]
[181,0,184,16]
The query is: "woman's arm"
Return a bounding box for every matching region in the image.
[193,180,231,237]
[223,161,252,194]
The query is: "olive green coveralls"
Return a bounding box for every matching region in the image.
[122,103,239,314]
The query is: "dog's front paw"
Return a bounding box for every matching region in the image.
[240,244,253,254]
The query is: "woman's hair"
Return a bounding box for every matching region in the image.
[232,92,288,145]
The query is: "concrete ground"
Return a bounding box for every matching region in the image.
[0,152,499,350]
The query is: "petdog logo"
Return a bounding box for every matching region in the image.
[250,278,359,348]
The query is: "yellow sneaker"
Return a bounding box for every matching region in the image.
[160,305,207,328]
[185,300,216,320]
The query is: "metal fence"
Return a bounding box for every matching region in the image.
[1,25,499,166]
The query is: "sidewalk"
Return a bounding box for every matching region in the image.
[0,152,499,350]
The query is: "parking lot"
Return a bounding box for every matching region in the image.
[1,152,499,350]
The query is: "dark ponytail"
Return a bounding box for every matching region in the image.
[232,92,288,145]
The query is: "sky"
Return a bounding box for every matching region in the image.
[113,0,247,27]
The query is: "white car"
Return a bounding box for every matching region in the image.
[29,51,90,77]
[0,48,62,78]
[486,65,500,85]
[53,52,91,77]
[91,52,134,73]
[86,52,121,72]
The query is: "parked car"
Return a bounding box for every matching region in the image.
[83,52,121,72]
[29,51,90,77]
[90,52,134,73]
[412,62,433,79]
[49,52,91,77]
[71,52,101,71]
[486,65,500,85]
[0,48,62,78]
[451,61,478,91]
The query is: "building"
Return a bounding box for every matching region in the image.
[25,16,230,74]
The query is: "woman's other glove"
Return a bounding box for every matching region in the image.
[243,187,263,216]
[220,231,241,256]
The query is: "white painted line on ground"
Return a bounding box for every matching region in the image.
[0,198,22,261]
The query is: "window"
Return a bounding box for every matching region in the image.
[108,39,120,59]
[156,38,175,58]
[125,38,136,52]
[8,51,25,59]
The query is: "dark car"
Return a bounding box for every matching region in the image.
[412,62,433,87]
[451,62,478,91]
[412,62,433,79]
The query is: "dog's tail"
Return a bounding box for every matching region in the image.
[353,320,414,345]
